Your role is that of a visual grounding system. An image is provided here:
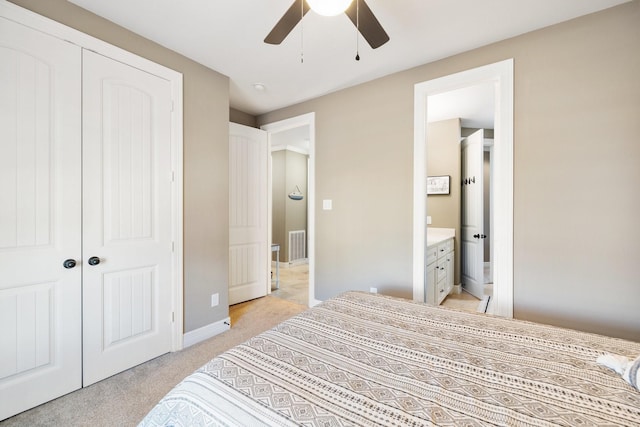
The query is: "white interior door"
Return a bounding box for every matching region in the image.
[82,50,173,386]
[0,18,82,419]
[461,129,485,298]
[229,123,269,305]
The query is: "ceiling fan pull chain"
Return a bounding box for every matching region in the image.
[355,0,360,61]
[300,0,304,63]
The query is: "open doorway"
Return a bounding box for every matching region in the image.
[425,83,495,312]
[270,126,309,306]
[413,59,513,318]
[261,113,317,307]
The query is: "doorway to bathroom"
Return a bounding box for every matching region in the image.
[413,59,513,318]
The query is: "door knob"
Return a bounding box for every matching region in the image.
[88,256,101,266]
[473,234,480,239]
[63,259,77,269]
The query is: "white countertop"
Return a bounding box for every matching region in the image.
[427,227,455,247]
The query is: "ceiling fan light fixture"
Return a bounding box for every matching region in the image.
[306,0,353,16]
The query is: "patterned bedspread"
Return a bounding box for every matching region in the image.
[140,292,640,426]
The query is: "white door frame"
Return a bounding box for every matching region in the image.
[413,59,513,317]
[261,113,319,306]
[1,0,184,350]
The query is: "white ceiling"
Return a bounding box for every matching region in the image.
[68,0,628,117]
[271,125,311,153]
[428,83,495,129]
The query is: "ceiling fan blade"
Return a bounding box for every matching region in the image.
[264,0,310,45]
[345,0,390,49]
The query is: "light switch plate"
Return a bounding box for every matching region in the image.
[427,216,432,225]
[323,199,332,210]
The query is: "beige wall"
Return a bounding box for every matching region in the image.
[229,108,257,128]
[427,119,461,285]
[285,151,308,260]
[258,1,640,340]
[263,73,416,300]
[272,151,308,262]
[9,0,232,333]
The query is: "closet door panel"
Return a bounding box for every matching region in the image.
[0,17,82,420]
[82,50,173,386]
[103,82,154,242]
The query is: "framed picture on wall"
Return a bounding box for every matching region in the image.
[427,175,450,195]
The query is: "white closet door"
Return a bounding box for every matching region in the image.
[82,50,173,386]
[0,18,82,420]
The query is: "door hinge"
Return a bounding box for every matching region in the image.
[172,241,175,252]
[172,312,175,323]
[171,171,176,182]
[170,100,175,112]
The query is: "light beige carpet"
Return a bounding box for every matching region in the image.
[1,296,307,427]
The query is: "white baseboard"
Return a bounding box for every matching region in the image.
[309,298,322,307]
[288,258,308,267]
[182,317,230,348]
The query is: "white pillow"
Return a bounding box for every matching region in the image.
[597,353,640,391]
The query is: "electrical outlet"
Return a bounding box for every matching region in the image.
[369,287,377,294]
[211,293,219,307]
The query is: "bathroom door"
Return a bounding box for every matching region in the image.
[461,129,485,298]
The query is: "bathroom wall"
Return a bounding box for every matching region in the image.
[427,119,461,285]
[272,150,308,262]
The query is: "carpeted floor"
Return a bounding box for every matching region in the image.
[1,296,307,427]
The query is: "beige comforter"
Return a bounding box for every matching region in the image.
[140,291,640,426]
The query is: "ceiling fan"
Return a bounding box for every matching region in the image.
[264,0,390,49]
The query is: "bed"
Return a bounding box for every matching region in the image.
[140,291,640,426]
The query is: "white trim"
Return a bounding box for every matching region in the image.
[488,145,495,284]
[182,317,231,348]
[268,133,274,295]
[170,72,185,352]
[414,59,513,318]
[413,87,428,303]
[1,0,185,347]
[262,113,320,307]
